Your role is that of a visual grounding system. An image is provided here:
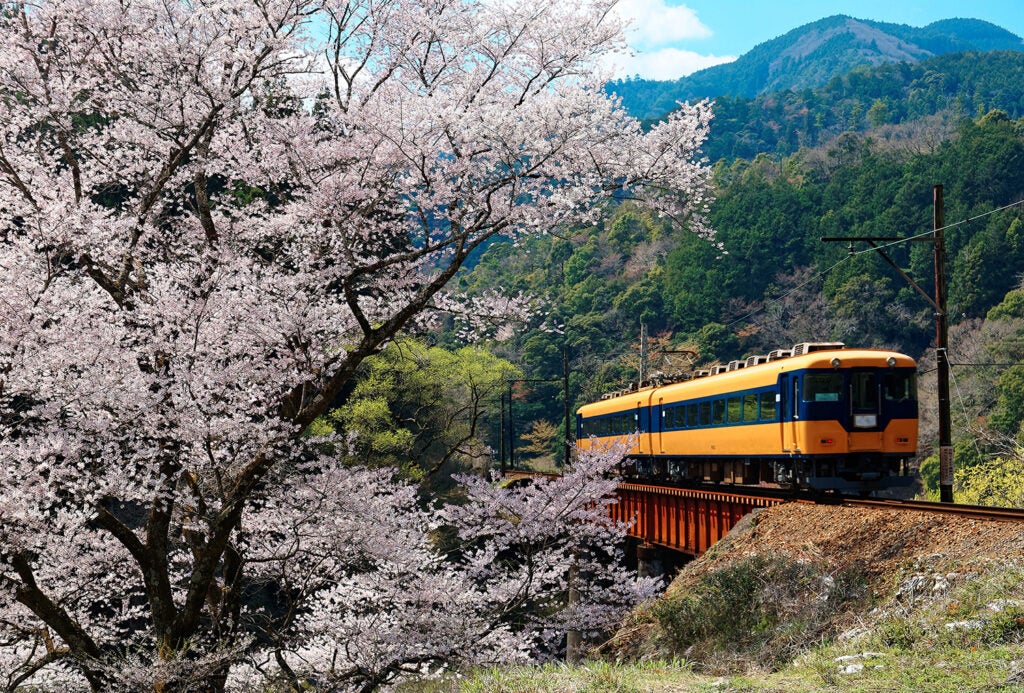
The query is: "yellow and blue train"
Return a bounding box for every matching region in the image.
[576,343,918,494]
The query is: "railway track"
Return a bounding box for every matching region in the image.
[503,470,1024,523]
[839,497,1024,522]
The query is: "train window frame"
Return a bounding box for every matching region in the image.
[852,372,877,410]
[699,401,711,426]
[884,371,916,402]
[687,403,699,427]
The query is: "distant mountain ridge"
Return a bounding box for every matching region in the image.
[612,16,1024,120]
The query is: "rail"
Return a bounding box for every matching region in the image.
[839,497,1024,523]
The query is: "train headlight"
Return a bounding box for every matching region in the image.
[887,356,897,368]
[830,357,841,369]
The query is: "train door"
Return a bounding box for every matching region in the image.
[657,397,664,454]
[849,370,880,428]
[849,369,883,451]
[780,374,800,453]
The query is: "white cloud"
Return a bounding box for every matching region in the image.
[613,0,712,46]
[607,1,736,80]
[609,46,736,80]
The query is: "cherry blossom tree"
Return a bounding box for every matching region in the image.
[0,0,712,688]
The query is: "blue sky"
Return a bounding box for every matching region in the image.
[611,0,1024,80]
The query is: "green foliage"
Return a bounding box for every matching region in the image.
[685,323,740,364]
[321,338,520,486]
[989,366,1024,435]
[955,457,1024,507]
[919,438,983,498]
[987,286,1024,321]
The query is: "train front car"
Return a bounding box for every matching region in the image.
[773,344,918,493]
[576,343,919,495]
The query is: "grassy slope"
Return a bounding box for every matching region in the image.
[428,504,1024,691]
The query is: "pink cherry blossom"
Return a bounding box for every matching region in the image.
[0,0,712,688]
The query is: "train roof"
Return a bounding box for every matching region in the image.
[577,342,916,416]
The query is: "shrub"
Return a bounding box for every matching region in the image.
[652,555,867,670]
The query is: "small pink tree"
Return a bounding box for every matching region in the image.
[0,0,711,688]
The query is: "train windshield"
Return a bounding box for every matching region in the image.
[884,371,917,402]
[803,373,843,402]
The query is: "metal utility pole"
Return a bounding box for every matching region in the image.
[934,185,954,503]
[563,346,571,469]
[822,183,954,503]
[639,322,648,385]
[508,381,515,470]
[499,390,506,474]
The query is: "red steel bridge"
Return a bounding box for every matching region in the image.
[613,482,787,556]
[503,471,788,557]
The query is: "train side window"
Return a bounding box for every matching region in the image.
[687,404,699,427]
[712,399,725,425]
[743,393,758,422]
[804,373,843,402]
[699,401,711,426]
[675,406,686,429]
[759,392,777,421]
[664,407,675,429]
[726,397,741,423]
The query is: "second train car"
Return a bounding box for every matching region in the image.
[576,342,918,494]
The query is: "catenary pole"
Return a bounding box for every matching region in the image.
[821,182,954,502]
[563,345,571,469]
[934,185,954,503]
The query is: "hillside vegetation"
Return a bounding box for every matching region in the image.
[331,30,1024,503]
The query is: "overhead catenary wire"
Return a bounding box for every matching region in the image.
[947,364,985,462]
[726,197,1024,331]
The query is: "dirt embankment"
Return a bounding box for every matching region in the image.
[608,502,1024,670]
[719,503,1024,582]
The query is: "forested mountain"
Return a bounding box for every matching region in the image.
[612,16,1023,120]
[706,51,1024,161]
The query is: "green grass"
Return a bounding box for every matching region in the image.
[408,660,701,692]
